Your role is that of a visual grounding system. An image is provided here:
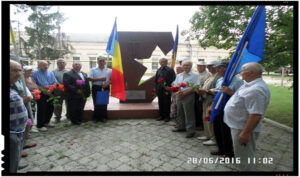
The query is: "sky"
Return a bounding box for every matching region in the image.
[10,5,201,38]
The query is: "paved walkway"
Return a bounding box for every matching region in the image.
[19,117,293,172]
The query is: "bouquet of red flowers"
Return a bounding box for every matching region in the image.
[152,89,157,99]
[170,86,180,93]
[38,84,65,109]
[32,89,41,100]
[158,78,170,95]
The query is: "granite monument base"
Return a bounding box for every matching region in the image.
[83,96,160,120]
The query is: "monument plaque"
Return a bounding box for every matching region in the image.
[125,90,146,100]
[119,32,174,103]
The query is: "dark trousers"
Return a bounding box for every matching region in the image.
[66,97,86,123]
[157,91,171,118]
[92,85,108,121]
[36,94,54,128]
[213,110,234,157]
[10,132,25,173]
[195,94,203,128]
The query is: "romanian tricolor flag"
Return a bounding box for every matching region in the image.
[10,23,16,44]
[106,18,126,101]
[170,25,179,68]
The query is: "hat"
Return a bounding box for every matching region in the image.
[97,56,106,61]
[197,61,205,65]
[177,58,187,62]
[206,60,220,66]
[23,66,33,70]
[213,61,229,68]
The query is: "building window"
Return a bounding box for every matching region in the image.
[198,58,204,62]
[73,57,80,63]
[107,57,112,69]
[89,57,96,68]
[152,58,159,72]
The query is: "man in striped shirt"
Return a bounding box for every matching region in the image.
[10,60,28,173]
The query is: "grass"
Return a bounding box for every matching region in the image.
[265,84,293,127]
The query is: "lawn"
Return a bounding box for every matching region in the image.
[265,84,294,127]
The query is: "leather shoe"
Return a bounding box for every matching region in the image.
[210,150,223,155]
[172,128,185,132]
[164,118,170,122]
[156,117,164,121]
[21,152,28,158]
[186,133,195,138]
[100,119,107,123]
[18,164,29,170]
[23,143,37,149]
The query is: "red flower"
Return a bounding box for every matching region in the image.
[45,86,49,89]
[158,78,165,84]
[58,84,65,92]
[34,94,41,100]
[32,89,41,95]
[170,86,180,93]
[49,84,56,92]
[204,116,210,121]
[152,89,156,93]
[180,83,187,88]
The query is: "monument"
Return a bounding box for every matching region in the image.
[119,32,174,103]
[83,31,174,120]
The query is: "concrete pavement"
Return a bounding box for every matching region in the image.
[18,117,294,172]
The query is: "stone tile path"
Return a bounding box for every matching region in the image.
[19,117,293,172]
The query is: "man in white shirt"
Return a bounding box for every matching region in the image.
[172,60,200,138]
[224,63,270,171]
[88,56,112,123]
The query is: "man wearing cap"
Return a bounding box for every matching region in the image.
[32,61,58,132]
[195,61,211,130]
[172,60,200,138]
[196,60,220,145]
[154,58,176,122]
[209,61,243,156]
[224,63,270,171]
[88,56,112,123]
[52,58,69,122]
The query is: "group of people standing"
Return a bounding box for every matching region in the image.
[9,56,111,173]
[154,58,270,171]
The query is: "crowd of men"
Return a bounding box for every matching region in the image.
[9,56,111,173]
[10,56,270,172]
[154,58,270,171]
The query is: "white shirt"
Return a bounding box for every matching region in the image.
[199,70,211,87]
[89,67,112,85]
[224,78,270,132]
[173,70,200,92]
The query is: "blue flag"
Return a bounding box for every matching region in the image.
[170,25,179,68]
[210,6,266,123]
[106,18,117,56]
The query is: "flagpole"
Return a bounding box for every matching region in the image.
[214,41,249,110]
[11,26,34,122]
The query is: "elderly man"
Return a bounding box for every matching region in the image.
[10,60,28,173]
[32,61,58,131]
[208,61,243,155]
[89,56,112,123]
[63,62,90,125]
[53,58,69,122]
[170,65,183,122]
[197,60,220,143]
[195,61,211,130]
[172,60,200,138]
[154,58,176,122]
[224,63,270,171]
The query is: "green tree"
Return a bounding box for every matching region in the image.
[183,6,293,71]
[20,5,72,60]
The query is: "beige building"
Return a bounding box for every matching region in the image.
[64,33,231,76]
[11,32,231,77]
